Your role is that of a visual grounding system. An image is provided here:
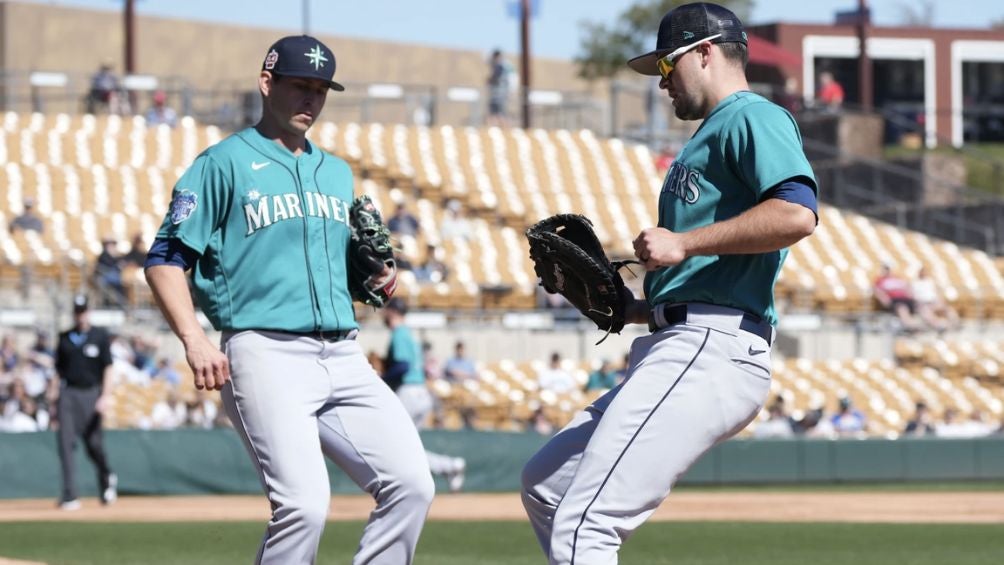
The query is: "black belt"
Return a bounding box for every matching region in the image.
[648,303,773,345]
[259,329,358,342]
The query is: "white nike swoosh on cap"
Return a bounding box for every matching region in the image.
[251,161,270,170]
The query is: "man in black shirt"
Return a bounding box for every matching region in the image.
[54,294,117,510]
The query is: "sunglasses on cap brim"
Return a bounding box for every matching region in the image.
[656,33,723,79]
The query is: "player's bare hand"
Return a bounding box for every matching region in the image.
[95,394,111,414]
[633,228,687,270]
[184,336,230,391]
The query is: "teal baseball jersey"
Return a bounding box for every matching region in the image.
[388,325,424,385]
[644,91,816,324]
[156,127,357,332]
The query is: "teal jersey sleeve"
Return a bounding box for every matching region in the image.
[722,101,817,198]
[156,152,231,252]
[390,326,425,385]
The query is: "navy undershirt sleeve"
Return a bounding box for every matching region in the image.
[762,176,818,221]
[144,238,200,271]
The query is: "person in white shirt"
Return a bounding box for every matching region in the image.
[537,352,577,394]
[911,267,958,331]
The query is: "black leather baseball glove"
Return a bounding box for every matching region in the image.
[348,196,397,307]
[525,214,635,343]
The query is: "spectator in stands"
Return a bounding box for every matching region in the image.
[1,334,19,373]
[129,335,156,375]
[110,334,149,386]
[9,198,44,298]
[0,378,46,432]
[122,233,148,269]
[830,396,867,437]
[816,71,844,111]
[413,244,449,284]
[795,407,837,438]
[387,203,420,237]
[753,402,794,438]
[18,350,51,403]
[9,198,43,234]
[911,267,959,332]
[443,340,478,383]
[440,199,472,241]
[422,341,443,381]
[934,408,966,438]
[486,49,513,127]
[538,352,576,394]
[934,408,996,438]
[152,358,181,387]
[873,263,920,332]
[94,236,126,306]
[150,389,188,430]
[186,389,218,429]
[903,401,935,436]
[531,406,555,436]
[87,61,121,115]
[777,77,804,114]
[585,359,618,391]
[144,90,178,128]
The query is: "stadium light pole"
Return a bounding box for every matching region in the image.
[520,0,532,128]
[857,0,873,110]
[302,0,310,35]
[124,0,135,74]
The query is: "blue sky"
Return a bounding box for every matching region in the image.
[25,0,1004,60]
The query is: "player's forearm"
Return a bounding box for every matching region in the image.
[681,199,815,257]
[145,265,208,347]
[102,365,114,393]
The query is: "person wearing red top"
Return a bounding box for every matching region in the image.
[873,263,919,330]
[817,71,844,110]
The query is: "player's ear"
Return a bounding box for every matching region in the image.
[259,71,274,97]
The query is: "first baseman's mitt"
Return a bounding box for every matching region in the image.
[525,214,635,343]
[348,196,397,308]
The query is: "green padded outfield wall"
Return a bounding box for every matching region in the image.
[2,430,1004,499]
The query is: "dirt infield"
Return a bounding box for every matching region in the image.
[3,491,1004,524]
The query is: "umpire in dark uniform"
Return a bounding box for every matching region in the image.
[54,294,117,510]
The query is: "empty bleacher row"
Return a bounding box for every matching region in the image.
[3,111,1003,319]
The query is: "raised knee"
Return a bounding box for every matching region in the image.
[376,468,435,510]
[277,496,329,531]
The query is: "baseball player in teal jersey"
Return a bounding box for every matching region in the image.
[521,3,818,563]
[144,36,434,565]
[382,298,466,492]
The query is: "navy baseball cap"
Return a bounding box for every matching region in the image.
[628,2,748,76]
[262,35,345,92]
[73,294,89,313]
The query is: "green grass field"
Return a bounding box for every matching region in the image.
[3,521,1004,565]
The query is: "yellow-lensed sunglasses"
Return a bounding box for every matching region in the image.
[656,33,723,79]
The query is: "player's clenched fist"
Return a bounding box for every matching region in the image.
[633,227,687,270]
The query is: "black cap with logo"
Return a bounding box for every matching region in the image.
[261,35,345,92]
[628,2,747,76]
[73,294,89,314]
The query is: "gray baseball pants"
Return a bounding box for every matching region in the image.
[521,306,773,564]
[221,330,434,565]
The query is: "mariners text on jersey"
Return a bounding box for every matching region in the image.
[662,161,702,204]
[243,191,351,235]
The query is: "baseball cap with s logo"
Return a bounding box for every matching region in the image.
[627,2,747,76]
[261,35,345,92]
